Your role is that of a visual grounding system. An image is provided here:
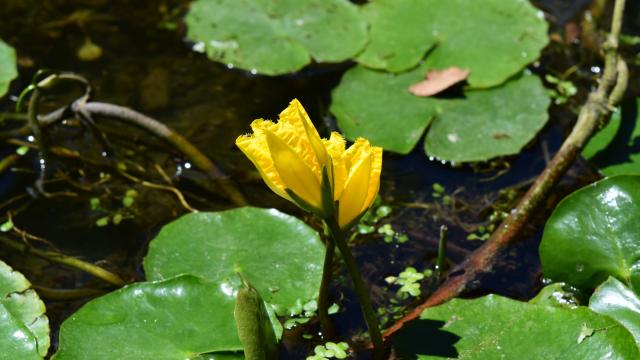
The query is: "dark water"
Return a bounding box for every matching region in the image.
[0,0,635,358]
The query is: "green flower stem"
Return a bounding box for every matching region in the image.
[325,217,385,359]
[317,234,336,339]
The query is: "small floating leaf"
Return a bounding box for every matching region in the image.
[0,220,13,232]
[16,146,29,156]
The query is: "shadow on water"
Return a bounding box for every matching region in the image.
[392,319,460,359]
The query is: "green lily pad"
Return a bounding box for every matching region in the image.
[425,73,550,163]
[144,207,325,315]
[331,67,550,161]
[582,98,640,175]
[0,40,17,98]
[540,175,640,291]
[330,63,438,155]
[0,303,40,360]
[590,277,640,346]
[394,295,639,359]
[0,260,49,358]
[356,0,548,88]
[355,0,436,74]
[53,275,245,359]
[185,0,367,75]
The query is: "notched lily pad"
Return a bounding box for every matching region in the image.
[0,260,49,358]
[330,64,438,155]
[424,73,550,163]
[540,175,640,291]
[394,295,639,359]
[53,275,244,359]
[144,207,325,314]
[357,0,548,88]
[331,67,550,162]
[0,39,18,98]
[185,0,367,75]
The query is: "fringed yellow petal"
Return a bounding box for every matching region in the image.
[343,138,371,172]
[265,130,323,209]
[338,152,372,228]
[236,133,289,200]
[252,118,321,180]
[280,99,331,171]
[323,132,347,200]
[362,146,383,211]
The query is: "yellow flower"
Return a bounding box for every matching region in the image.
[236,99,382,229]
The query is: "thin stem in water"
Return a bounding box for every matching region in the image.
[317,234,336,339]
[435,225,448,281]
[325,218,385,359]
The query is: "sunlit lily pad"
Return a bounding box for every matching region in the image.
[424,73,550,163]
[144,207,325,314]
[356,0,548,88]
[0,40,17,97]
[53,275,244,359]
[331,67,550,161]
[394,295,639,359]
[0,260,49,358]
[185,0,367,75]
[540,175,640,291]
[330,63,437,155]
[590,277,640,346]
[582,98,640,175]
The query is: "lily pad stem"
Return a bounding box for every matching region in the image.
[325,217,385,359]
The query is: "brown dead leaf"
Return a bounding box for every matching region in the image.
[409,67,470,97]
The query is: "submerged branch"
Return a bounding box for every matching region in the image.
[0,234,126,286]
[0,101,248,206]
[383,0,628,340]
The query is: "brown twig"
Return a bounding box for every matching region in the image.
[0,100,248,206]
[118,169,198,213]
[0,234,126,286]
[72,102,247,206]
[383,0,628,340]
